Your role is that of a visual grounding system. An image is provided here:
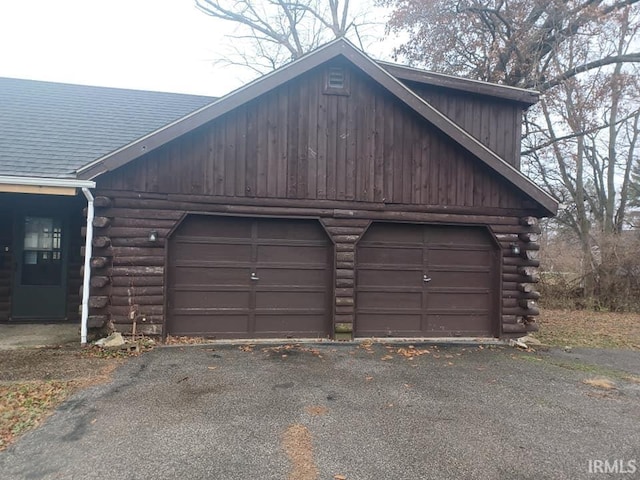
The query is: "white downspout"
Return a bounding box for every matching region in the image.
[81,188,95,345]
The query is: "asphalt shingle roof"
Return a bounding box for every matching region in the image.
[0,77,215,178]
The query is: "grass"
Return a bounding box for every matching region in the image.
[0,381,74,450]
[535,309,640,350]
[0,344,143,452]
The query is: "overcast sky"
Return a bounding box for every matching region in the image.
[0,0,392,98]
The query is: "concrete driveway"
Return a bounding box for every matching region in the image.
[1,343,639,480]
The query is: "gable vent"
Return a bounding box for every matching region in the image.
[328,67,345,89]
[324,66,350,96]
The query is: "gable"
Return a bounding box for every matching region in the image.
[404,81,524,169]
[98,62,530,211]
[82,39,556,216]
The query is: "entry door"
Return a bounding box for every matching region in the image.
[356,223,498,337]
[12,215,68,319]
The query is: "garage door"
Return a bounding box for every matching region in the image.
[167,216,332,338]
[356,223,498,337]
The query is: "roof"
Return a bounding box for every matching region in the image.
[0,77,214,178]
[377,61,540,106]
[77,38,557,216]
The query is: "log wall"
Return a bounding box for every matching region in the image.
[87,190,542,337]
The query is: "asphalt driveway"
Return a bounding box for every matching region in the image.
[1,343,639,480]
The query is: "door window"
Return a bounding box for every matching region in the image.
[21,216,63,285]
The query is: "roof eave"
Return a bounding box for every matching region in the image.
[379,62,540,106]
[0,175,95,188]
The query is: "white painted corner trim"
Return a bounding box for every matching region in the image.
[80,188,95,345]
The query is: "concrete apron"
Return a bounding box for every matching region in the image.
[0,324,79,350]
[161,337,507,347]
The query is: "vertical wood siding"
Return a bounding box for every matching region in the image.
[404,81,523,169]
[99,64,528,211]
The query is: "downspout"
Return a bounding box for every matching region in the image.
[81,188,95,345]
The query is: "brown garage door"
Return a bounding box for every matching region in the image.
[167,216,332,338]
[356,223,498,337]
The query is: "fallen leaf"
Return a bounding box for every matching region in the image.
[305,405,329,416]
[207,366,217,370]
[583,378,616,390]
[365,376,374,381]
[381,355,393,361]
[334,475,347,480]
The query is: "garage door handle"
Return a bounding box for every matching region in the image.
[423,275,432,283]
[250,273,259,281]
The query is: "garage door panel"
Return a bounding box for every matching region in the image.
[428,271,491,288]
[172,242,253,262]
[358,291,422,309]
[357,246,422,266]
[170,266,252,285]
[168,314,250,337]
[428,291,491,310]
[428,248,492,267]
[255,267,328,286]
[356,313,422,336]
[360,223,423,243]
[254,314,328,336]
[255,290,326,309]
[357,269,421,286]
[424,227,488,244]
[257,244,328,264]
[172,290,250,309]
[257,220,326,240]
[427,313,493,335]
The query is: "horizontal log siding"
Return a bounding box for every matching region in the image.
[404,81,523,169]
[98,63,529,211]
[89,191,541,337]
[320,218,370,332]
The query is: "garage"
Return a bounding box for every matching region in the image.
[356,223,499,337]
[167,215,333,338]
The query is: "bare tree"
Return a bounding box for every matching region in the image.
[196,0,373,73]
[383,0,640,89]
[384,0,640,308]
